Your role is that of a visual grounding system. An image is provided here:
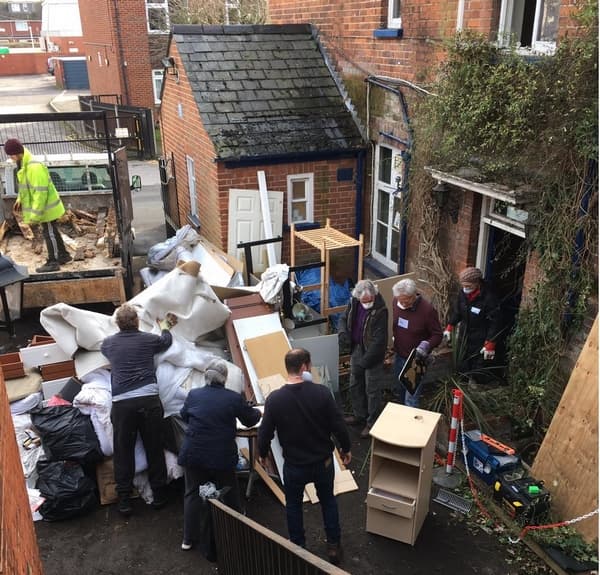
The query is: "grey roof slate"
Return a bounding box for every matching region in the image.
[171,24,365,161]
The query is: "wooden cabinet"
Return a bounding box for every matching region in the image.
[366,403,440,545]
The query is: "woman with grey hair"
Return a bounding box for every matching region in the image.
[178,357,261,557]
[338,278,388,438]
[391,278,442,407]
[351,279,379,300]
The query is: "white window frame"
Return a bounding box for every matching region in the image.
[371,145,403,269]
[498,0,559,55]
[287,173,314,224]
[186,155,197,217]
[387,0,402,29]
[146,0,170,34]
[152,69,164,104]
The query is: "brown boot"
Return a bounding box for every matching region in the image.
[327,542,343,565]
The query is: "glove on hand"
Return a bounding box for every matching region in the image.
[442,330,452,344]
[416,340,430,358]
[480,341,495,360]
[158,313,178,331]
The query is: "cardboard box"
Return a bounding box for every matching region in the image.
[96,458,118,505]
[0,352,25,380]
[40,360,76,382]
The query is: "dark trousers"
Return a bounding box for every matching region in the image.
[183,467,241,552]
[41,219,68,262]
[111,395,167,498]
[283,456,340,547]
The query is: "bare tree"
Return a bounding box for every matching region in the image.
[169,0,267,25]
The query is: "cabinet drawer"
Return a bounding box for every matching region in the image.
[367,488,415,518]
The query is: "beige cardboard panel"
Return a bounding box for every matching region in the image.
[257,373,288,400]
[245,331,290,380]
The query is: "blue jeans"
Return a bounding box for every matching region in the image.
[283,457,340,547]
[392,354,422,408]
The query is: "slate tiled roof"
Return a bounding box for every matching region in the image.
[171,24,365,162]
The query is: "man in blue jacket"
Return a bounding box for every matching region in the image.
[178,357,261,556]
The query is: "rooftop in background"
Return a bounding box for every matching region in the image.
[171,23,365,162]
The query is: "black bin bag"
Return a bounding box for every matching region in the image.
[31,406,103,464]
[36,460,98,521]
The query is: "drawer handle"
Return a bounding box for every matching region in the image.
[382,504,398,510]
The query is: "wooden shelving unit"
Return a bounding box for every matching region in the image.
[290,218,364,330]
[367,403,441,545]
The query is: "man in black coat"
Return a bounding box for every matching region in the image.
[258,348,351,565]
[338,279,388,437]
[444,267,502,384]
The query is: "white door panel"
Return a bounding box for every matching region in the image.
[228,189,283,274]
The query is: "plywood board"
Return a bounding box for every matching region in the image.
[23,275,125,308]
[244,331,290,381]
[532,316,598,542]
[232,312,284,404]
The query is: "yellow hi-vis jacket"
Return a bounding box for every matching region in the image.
[16,148,66,224]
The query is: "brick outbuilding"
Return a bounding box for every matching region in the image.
[159,24,366,270]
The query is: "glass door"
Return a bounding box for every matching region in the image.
[372,145,401,269]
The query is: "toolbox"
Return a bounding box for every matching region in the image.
[463,430,521,485]
[493,473,551,523]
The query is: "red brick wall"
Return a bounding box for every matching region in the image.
[78,0,156,109]
[46,36,86,55]
[0,52,48,75]
[0,371,44,575]
[160,45,360,263]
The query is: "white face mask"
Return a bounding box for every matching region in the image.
[361,301,374,310]
[301,370,313,382]
[463,287,475,294]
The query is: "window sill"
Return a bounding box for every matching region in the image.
[284,221,320,232]
[373,28,403,39]
[363,256,399,278]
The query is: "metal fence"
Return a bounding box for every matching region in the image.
[210,499,351,575]
[79,96,156,160]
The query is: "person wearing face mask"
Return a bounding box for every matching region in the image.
[337,279,388,438]
[258,348,351,565]
[391,278,442,407]
[443,267,502,384]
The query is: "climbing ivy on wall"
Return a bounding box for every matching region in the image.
[411,0,598,441]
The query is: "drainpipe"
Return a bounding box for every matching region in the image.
[355,149,365,240]
[112,0,130,105]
